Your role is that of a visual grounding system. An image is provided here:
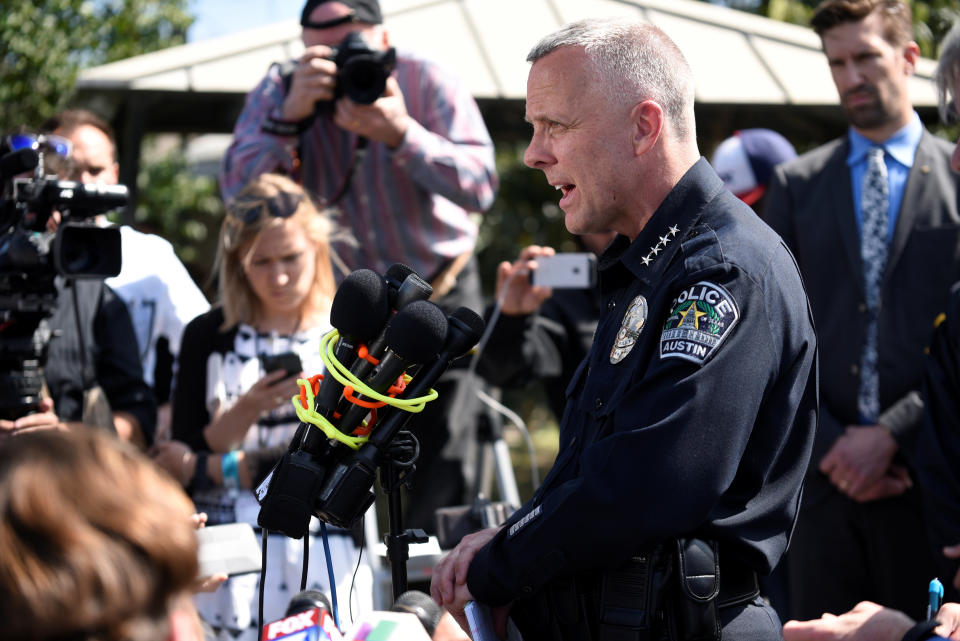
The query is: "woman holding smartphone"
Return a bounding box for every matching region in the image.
[152,172,372,640]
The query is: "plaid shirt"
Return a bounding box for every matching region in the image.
[220,48,498,280]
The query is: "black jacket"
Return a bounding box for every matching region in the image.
[467,159,818,606]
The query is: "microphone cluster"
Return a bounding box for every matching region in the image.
[256,264,485,539]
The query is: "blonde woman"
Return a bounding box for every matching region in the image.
[152,173,372,640]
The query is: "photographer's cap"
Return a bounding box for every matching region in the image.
[301,0,382,28]
[711,128,797,206]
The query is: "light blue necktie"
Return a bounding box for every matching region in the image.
[857,146,889,423]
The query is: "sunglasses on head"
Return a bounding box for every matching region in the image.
[6,133,73,158]
[228,191,304,224]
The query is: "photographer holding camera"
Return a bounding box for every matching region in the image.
[221,0,498,532]
[0,128,155,447]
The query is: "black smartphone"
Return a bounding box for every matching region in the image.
[259,351,303,377]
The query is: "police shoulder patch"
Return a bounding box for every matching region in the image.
[660,281,739,365]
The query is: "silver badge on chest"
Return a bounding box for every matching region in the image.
[610,294,648,364]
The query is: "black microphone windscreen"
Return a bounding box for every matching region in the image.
[391,590,443,636]
[384,300,448,362]
[448,307,485,352]
[330,269,390,341]
[285,589,332,616]
[0,148,39,181]
[384,263,416,289]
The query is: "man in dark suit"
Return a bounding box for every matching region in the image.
[765,0,960,622]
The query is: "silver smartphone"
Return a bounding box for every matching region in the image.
[530,253,597,289]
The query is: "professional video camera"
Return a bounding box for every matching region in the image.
[256,264,483,594]
[0,139,126,419]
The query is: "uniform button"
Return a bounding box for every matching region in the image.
[607,299,616,310]
[595,398,604,410]
[850,364,859,375]
[858,303,867,313]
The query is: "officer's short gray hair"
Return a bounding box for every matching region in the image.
[526,17,696,141]
[936,21,960,123]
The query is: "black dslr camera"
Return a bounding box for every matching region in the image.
[280,32,397,113]
[0,140,125,419]
[328,31,397,105]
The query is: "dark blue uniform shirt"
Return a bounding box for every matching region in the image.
[467,158,818,606]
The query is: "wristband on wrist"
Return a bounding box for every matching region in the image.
[221,450,240,492]
[262,114,314,136]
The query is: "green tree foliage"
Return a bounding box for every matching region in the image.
[0,0,192,128]
[707,0,960,58]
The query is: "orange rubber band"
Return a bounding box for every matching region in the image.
[343,385,388,410]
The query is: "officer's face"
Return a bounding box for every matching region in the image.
[821,12,917,139]
[523,46,636,237]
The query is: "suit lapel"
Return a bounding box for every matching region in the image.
[884,131,930,282]
[829,141,866,300]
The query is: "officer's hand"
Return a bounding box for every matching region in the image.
[496,245,556,316]
[334,76,410,148]
[819,425,899,497]
[430,527,501,618]
[782,600,914,641]
[282,46,338,122]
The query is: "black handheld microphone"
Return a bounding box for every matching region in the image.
[314,307,484,527]
[261,589,341,640]
[335,299,448,437]
[391,590,444,638]
[348,270,433,385]
[314,268,390,418]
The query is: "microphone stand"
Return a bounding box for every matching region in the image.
[379,455,427,600]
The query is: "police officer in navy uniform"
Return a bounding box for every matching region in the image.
[430,17,818,641]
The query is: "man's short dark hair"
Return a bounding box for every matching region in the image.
[811,0,913,46]
[41,109,117,161]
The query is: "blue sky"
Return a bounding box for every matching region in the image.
[187,0,305,42]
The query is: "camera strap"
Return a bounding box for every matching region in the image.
[324,136,368,206]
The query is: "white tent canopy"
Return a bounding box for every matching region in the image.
[77,0,939,106]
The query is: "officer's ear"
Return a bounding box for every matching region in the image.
[630,99,664,158]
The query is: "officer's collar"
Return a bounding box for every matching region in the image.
[599,158,724,292]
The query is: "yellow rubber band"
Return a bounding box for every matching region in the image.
[292,329,439,450]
